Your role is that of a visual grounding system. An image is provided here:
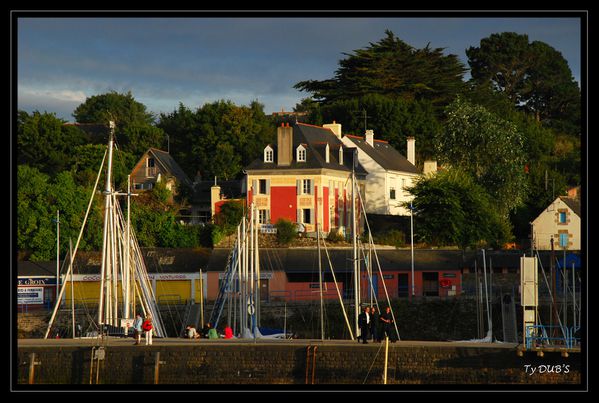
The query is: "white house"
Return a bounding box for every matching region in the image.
[334,123,433,216]
[531,195,581,251]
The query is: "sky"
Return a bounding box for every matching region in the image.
[16,14,584,122]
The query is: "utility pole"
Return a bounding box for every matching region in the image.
[55,210,60,302]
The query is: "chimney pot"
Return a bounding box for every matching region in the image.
[323,121,342,139]
[365,130,374,147]
[407,137,416,166]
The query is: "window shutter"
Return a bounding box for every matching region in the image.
[310,209,314,225]
[310,180,314,195]
[297,209,301,224]
[266,179,270,195]
[296,179,301,195]
[252,180,258,194]
[267,209,271,224]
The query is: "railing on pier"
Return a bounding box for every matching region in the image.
[525,324,580,350]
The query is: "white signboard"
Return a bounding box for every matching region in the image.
[120,318,135,330]
[18,287,44,304]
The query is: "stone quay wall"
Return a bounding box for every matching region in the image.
[16,342,582,386]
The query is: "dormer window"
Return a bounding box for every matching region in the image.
[264,145,274,163]
[338,146,344,165]
[325,143,330,163]
[297,145,306,162]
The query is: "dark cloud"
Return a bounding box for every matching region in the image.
[17,16,582,120]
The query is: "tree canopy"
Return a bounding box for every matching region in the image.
[157,100,274,181]
[294,30,467,112]
[466,32,580,135]
[407,168,511,249]
[73,91,167,156]
[436,96,528,216]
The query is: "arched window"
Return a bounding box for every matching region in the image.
[264,145,274,163]
[297,145,306,162]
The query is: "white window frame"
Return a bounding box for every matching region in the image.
[302,208,313,224]
[264,146,274,163]
[302,179,312,195]
[297,145,306,162]
[258,209,269,224]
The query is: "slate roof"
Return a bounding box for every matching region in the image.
[17,261,58,277]
[147,148,193,187]
[560,196,581,217]
[245,123,368,176]
[19,248,578,277]
[17,248,213,276]
[343,135,419,174]
[204,248,570,273]
[192,179,245,204]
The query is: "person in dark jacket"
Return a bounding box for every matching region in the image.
[380,306,397,342]
[370,306,381,342]
[357,306,370,344]
[201,323,212,338]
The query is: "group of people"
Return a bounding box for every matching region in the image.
[132,313,154,345]
[184,323,234,340]
[357,306,398,344]
[131,308,392,344]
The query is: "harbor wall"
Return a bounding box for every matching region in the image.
[16,343,582,386]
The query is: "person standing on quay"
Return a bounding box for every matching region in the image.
[132,313,143,345]
[358,306,370,344]
[143,314,154,345]
[370,306,380,342]
[380,306,397,343]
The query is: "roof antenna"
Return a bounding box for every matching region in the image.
[351,108,371,133]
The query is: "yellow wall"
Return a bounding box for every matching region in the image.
[62,281,101,306]
[155,280,191,304]
[62,280,196,305]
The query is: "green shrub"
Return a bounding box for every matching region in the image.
[275,218,297,245]
[327,230,344,243]
[373,229,406,247]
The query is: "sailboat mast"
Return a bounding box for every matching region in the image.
[255,205,260,328]
[70,239,75,339]
[318,221,324,340]
[352,154,359,338]
[98,120,115,328]
[251,203,256,334]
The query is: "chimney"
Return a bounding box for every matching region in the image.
[407,137,416,166]
[365,129,374,147]
[423,160,437,176]
[210,177,221,218]
[323,121,342,139]
[277,122,293,166]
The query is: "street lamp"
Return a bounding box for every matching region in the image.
[52,211,60,300]
[409,201,415,296]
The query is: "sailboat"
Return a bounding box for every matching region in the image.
[208,202,264,339]
[311,149,400,342]
[44,121,166,339]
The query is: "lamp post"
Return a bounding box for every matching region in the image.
[53,211,60,301]
[409,201,415,297]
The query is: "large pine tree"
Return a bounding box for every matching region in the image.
[294,30,467,111]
